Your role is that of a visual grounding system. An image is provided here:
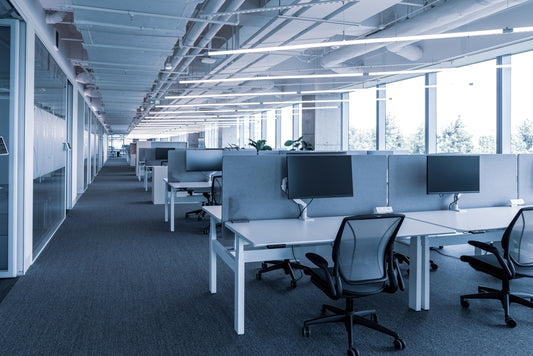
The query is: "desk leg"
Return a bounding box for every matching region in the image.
[144,167,148,191]
[234,235,245,335]
[209,216,217,294]
[421,236,430,310]
[408,236,422,311]
[170,187,175,232]
[164,187,169,223]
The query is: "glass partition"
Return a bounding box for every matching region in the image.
[348,88,377,150]
[33,37,67,257]
[511,51,533,153]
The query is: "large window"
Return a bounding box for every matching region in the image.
[385,76,425,153]
[436,60,496,153]
[265,110,276,147]
[280,106,293,149]
[348,88,376,150]
[511,51,533,153]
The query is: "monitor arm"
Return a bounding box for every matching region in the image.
[449,193,462,212]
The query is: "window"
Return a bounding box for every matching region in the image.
[385,76,425,153]
[436,60,496,153]
[280,106,293,149]
[511,51,533,153]
[348,88,376,150]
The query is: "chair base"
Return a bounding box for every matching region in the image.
[303,299,404,355]
[460,284,533,327]
[256,260,307,288]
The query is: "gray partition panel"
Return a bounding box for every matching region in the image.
[518,154,533,204]
[389,155,448,212]
[222,155,297,221]
[460,154,517,208]
[167,149,210,182]
[151,141,187,148]
[308,155,386,217]
[389,154,517,212]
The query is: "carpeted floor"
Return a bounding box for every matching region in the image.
[0,157,532,356]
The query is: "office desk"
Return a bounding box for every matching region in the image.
[151,166,168,204]
[164,179,211,232]
[403,206,522,311]
[203,210,455,335]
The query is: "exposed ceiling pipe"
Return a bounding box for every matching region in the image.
[320,0,528,71]
[45,11,67,24]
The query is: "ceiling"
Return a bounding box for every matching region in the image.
[35,0,533,137]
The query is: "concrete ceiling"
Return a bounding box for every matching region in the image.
[36,0,533,137]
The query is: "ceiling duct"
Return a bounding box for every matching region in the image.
[45,11,67,24]
[76,71,93,84]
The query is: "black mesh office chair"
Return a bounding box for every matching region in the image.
[460,206,533,327]
[210,175,222,206]
[302,214,406,356]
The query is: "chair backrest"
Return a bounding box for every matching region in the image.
[333,214,404,284]
[502,207,533,266]
[211,175,222,205]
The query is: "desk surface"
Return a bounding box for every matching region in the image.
[225,215,456,248]
[164,178,211,190]
[404,206,521,232]
[203,206,221,221]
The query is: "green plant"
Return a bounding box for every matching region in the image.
[249,139,272,154]
[224,143,243,150]
[284,136,314,151]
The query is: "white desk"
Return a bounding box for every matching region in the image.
[164,179,211,232]
[203,209,455,335]
[403,206,522,311]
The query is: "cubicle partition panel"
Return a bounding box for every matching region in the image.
[151,141,187,149]
[167,149,210,182]
[143,148,157,164]
[222,155,297,222]
[308,155,387,217]
[460,154,517,208]
[388,155,448,212]
[518,154,533,204]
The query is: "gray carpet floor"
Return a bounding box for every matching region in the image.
[0,157,532,355]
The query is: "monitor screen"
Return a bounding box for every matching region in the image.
[155,147,175,160]
[287,154,353,199]
[426,155,480,194]
[186,149,223,171]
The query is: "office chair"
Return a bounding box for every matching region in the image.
[202,175,222,235]
[302,214,406,356]
[460,206,533,328]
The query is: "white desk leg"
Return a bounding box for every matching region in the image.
[408,235,422,311]
[421,235,430,310]
[234,235,245,335]
[144,167,148,191]
[209,216,217,294]
[170,187,175,232]
[164,187,169,223]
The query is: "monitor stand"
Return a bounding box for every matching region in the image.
[293,199,314,221]
[449,193,466,212]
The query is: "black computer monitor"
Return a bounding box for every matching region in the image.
[155,147,175,160]
[426,155,480,194]
[185,149,223,171]
[287,154,353,199]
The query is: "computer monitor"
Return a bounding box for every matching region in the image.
[185,149,223,171]
[426,155,480,195]
[155,147,175,160]
[286,154,353,200]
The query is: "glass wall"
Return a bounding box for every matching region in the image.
[33,37,67,257]
[385,76,425,153]
[265,110,276,147]
[511,51,533,153]
[280,106,293,148]
[348,88,377,150]
[436,60,497,153]
[0,26,10,271]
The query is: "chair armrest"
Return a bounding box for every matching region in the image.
[467,240,514,278]
[305,253,337,297]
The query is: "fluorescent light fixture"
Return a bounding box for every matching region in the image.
[165,91,298,99]
[156,102,261,108]
[178,72,364,84]
[301,106,339,110]
[208,27,533,56]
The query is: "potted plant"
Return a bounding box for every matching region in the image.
[284,136,314,151]
[249,139,272,154]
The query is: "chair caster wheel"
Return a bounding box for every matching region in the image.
[261,262,268,269]
[290,280,297,288]
[506,317,517,328]
[394,338,406,350]
[370,313,378,323]
[256,273,262,281]
[460,298,469,308]
[348,346,359,356]
[430,262,438,270]
[302,326,310,337]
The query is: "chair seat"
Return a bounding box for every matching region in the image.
[461,253,533,279]
[309,268,387,298]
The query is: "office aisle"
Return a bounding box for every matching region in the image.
[0,158,532,356]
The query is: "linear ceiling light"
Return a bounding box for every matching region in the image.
[208,26,533,56]
[165,91,298,99]
[178,72,364,84]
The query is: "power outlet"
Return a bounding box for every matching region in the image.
[374,206,393,214]
[510,199,525,207]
